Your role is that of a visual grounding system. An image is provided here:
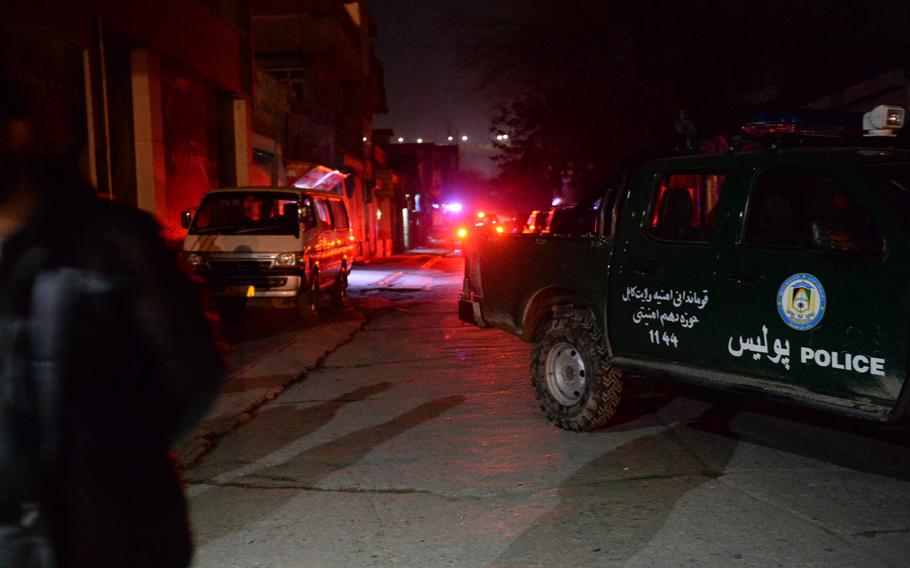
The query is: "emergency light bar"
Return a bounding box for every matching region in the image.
[741,110,860,138]
[741,105,906,143]
[863,105,905,137]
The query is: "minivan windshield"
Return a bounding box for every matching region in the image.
[190,191,300,236]
[861,163,910,231]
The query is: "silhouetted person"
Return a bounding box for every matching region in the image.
[0,73,224,567]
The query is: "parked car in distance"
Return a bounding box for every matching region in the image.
[522,209,547,233]
[182,187,353,319]
[543,200,603,235]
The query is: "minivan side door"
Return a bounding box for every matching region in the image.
[713,158,910,414]
[310,195,333,288]
[327,197,353,275]
[311,196,341,285]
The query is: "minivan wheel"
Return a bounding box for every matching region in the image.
[297,273,320,319]
[331,268,348,305]
[531,311,624,431]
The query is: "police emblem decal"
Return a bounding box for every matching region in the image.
[777,273,826,331]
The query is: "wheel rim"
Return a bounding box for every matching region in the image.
[544,342,588,406]
[298,274,318,317]
[338,270,348,300]
[309,278,319,313]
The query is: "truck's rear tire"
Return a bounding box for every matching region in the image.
[531,311,623,431]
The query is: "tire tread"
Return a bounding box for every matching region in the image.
[530,310,623,431]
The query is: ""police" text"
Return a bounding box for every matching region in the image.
[800,348,885,376]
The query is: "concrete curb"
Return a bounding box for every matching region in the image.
[175,311,368,468]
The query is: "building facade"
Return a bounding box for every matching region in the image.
[3,0,395,261]
[1,0,255,240]
[250,0,388,260]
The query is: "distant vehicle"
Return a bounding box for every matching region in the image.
[522,210,547,233]
[450,212,508,250]
[473,211,502,232]
[181,187,353,319]
[461,105,910,432]
[544,200,603,235]
[425,223,457,249]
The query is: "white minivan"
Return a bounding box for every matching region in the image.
[181,187,354,318]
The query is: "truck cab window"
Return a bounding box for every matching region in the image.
[743,166,881,252]
[648,173,725,242]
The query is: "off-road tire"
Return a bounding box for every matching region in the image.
[296,272,320,319]
[531,311,624,431]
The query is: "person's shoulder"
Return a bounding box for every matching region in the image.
[89,200,173,265]
[50,197,173,279]
[90,199,162,238]
[36,160,161,245]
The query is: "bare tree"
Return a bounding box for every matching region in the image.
[453,0,910,202]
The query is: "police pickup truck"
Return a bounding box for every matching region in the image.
[459,105,910,431]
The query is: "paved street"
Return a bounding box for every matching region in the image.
[186,253,910,568]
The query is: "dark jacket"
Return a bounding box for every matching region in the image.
[0,167,224,567]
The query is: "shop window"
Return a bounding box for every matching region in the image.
[252,149,278,186]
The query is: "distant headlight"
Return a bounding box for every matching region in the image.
[184,253,205,267]
[275,252,299,266]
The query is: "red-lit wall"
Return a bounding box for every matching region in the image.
[161,64,221,238]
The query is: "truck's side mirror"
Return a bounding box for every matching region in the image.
[180,208,195,229]
[814,229,883,258]
[833,238,883,257]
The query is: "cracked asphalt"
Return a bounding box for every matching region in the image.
[185,253,910,568]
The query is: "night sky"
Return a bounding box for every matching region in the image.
[370,0,497,175]
[370,0,910,183]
